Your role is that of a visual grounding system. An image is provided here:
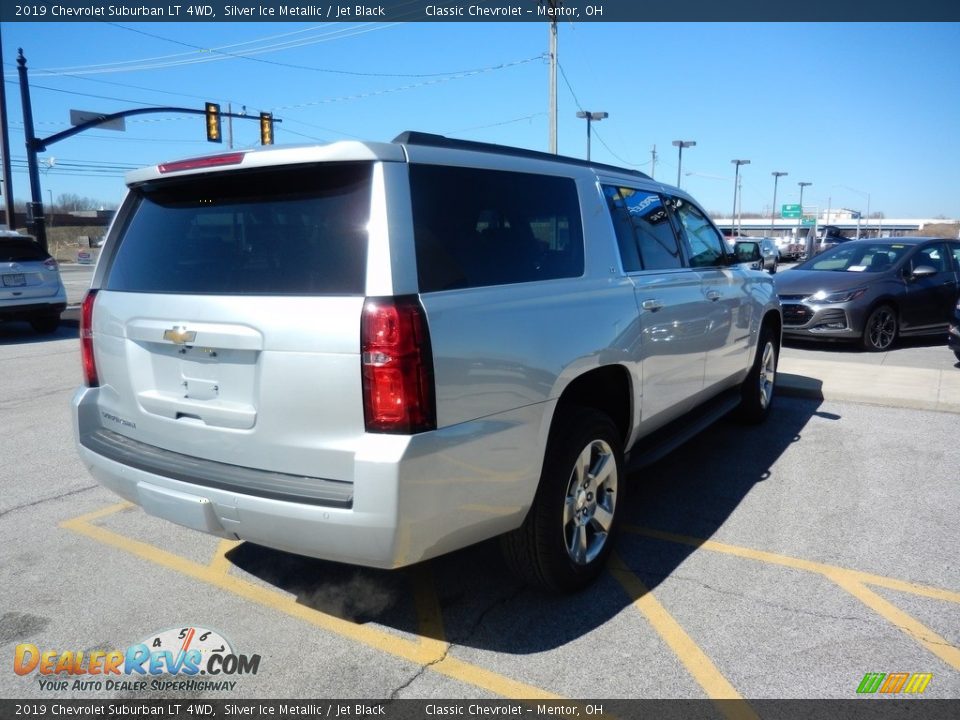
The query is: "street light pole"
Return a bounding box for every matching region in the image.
[672,140,696,187]
[576,111,608,161]
[731,159,750,237]
[770,171,788,237]
[797,181,811,246]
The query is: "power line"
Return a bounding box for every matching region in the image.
[277,55,544,111]
[556,60,645,168]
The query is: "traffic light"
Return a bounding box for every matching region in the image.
[260,112,274,145]
[205,102,222,143]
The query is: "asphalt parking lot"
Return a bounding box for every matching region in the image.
[1,316,958,707]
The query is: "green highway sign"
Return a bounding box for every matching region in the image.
[781,203,802,218]
[801,217,816,226]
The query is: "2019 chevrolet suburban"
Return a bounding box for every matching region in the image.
[72,132,782,591]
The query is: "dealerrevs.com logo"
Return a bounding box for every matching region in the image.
[14,626,261,693]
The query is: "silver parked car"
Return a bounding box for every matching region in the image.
[73,132,782,591]
[729,236,779,274]
[775,237,960,351]
[0,232,66,334]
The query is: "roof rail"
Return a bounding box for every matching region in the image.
[392,131,652,181]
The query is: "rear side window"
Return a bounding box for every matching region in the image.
[105,163,372,295]
[0,238,48,262]
[409,165,584,292]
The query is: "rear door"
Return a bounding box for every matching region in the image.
[90,162,374,482]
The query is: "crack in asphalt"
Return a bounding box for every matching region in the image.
[633,566,870,623]
[0,484,99,519]
[388,645,451,700]
[389,583,526,698]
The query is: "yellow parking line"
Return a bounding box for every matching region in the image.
[410,564,448,658]
[208,538,241,577]
[61,505,559,700]
[623,525,960,669]
[609,553,757,719]
[65,500,133,523]
[624,526,960,605]
[829,575,960,672]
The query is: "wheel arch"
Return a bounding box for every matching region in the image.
[553,364,633,448]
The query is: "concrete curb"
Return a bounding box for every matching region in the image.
[777,356,960,414]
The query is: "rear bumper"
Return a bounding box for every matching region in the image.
[0,299,66,321]
[73,387,548,569]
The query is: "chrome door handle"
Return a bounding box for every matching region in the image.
[706,290,722,302]
[641,299,664,311]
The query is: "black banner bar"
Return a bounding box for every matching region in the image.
[2,0,959,23]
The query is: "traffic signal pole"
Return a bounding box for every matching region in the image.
[15,49,279,251]
[17,49,47,251]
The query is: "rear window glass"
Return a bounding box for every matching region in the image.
[409,165,584,292]
[0,238,47,262]
[105,163,372,295]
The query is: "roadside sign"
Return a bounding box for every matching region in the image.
[781,203,802,218]
[70,110,126,132]
[801,217,816,226]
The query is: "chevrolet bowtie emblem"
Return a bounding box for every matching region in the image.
[163,326,197,345]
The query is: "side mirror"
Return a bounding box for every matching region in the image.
[909,265,937,280]
[733,240,762,264]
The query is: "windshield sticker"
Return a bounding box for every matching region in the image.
[847,265,867,272]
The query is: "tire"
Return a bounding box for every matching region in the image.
[736,323,778,424]
[862,304,897,352]
[30,315,60,334]
[769,258,778,275]
[954,350,960,364]
[501,407,624,593]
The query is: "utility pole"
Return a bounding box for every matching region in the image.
[0,28,16,230]
[543,0,561,154]
[650,145,657,179]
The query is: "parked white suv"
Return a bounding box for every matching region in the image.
[73,133,781,591]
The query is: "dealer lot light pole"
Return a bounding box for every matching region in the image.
[672,140,696,187]
[770,171,788,237]
[731,159,750,237]
[576,111,608,161]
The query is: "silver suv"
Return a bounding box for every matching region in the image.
[73,133,781,591]
[1,231,66,334]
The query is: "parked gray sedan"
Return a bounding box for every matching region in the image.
[775,237,960,351]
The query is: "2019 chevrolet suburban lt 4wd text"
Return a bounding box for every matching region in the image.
[72,132,782,592]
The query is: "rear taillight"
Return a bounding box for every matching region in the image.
[361,296,436,434]
[80,290,99,388]
[43,257,59,271]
